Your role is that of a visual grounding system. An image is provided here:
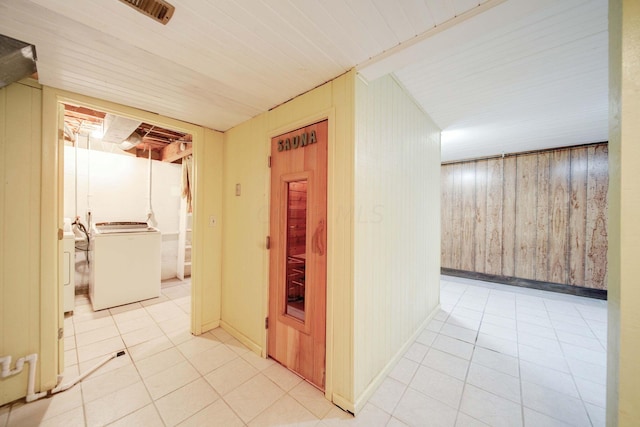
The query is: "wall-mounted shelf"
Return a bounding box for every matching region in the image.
[176,196,192,280]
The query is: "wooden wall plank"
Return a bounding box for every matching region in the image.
[585,144,609,289]
[548,149,571,284]
[485,158,503,275]
[502,156,517,277]
[474,160,488,273]
[514,154,538,280]
[451,163,463,270]
[569,147,588,286]
[535,152,551,282]
[440,143,608,291]
[441,166,453,268]
[460,162,476,271]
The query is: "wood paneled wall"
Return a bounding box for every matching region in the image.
[441,143,608,290]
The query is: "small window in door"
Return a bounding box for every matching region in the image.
[285,180,307,321]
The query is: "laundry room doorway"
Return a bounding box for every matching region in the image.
[50,92,209,370]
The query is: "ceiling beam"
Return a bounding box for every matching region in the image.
[161,140,192,163]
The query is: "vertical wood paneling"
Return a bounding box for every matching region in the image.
[441,143,608,290]
[485,158,503,275]
[474,160,487,273]
[548,149,571,284]
[569,148,588,286]
[451,163,463,270]
[535,152,551,282]
[501,156,517,277]
[514,154,538,279]
[460,162,476,271]
[441,166,453,268]
[585,144,609,289]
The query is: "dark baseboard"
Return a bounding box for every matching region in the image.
[441,268,607,300]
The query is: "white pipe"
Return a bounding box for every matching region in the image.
[24,354,46,402]
[0,355,24,378]
[87,134,92,228]
[146,148,154,224]
[50,351,121,394]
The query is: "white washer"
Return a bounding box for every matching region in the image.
[62,231,76,313]
[89,222,161,311]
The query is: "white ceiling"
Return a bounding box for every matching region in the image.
[0,0,607,162]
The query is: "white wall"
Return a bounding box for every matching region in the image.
[353,74,441,407]
[63,143,182,282]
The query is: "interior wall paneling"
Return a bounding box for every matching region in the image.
[484,158,503,276]
[451,162,463,270]
[441,143,608,290]
[461,161,476,272]
[474,159,487,274]
[585,144,608,289]
[535,151,551,282]
[501,156,517,277]
[569,147,588,286]
[514,153,538,280]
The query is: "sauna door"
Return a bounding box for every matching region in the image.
[268,120,327,390]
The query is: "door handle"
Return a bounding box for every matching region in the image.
[311,219,325,256]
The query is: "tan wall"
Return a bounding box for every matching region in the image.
[353,75,441,409]
[0,80,44,405]
[607,0,640,425]
[221,71,356,408]
[441,144,608,289]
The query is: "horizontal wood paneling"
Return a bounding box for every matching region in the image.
[441,143,608,290]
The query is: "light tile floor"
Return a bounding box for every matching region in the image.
[0,276,607,426]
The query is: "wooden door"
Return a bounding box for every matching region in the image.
[268,120,327,390]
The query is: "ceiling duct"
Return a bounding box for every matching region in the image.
[118,0,175,25]
[102,113,142,145]
[0,34,37,89]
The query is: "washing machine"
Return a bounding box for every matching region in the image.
[89,222,161,310]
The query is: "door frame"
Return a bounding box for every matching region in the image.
[42,87,208,378]
[265,109,336,399]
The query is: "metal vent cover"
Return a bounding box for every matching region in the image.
[118,0,175,25]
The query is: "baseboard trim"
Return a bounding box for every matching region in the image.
[219,320,263,356]
[441,268,607,300]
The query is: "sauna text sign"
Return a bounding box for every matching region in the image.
[277,130,317,152]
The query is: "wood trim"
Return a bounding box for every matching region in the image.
[441,269,607,300]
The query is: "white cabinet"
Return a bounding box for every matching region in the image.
[177,196,192,280]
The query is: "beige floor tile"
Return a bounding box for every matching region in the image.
[64,348,78,367]
[240,350,276,371]
[249,394,320,427]
[108,404,164,427]
[177,334,220,358]
[63,336,76,350]
[166,328,195,346]
[189,343,238,375]
[78,350,133,380]
[72,312,113,331]
[143,360,201,399]
[112,306,150,324]
[263,362,304,391]
[209,327,234,343]
[84,381,151,427]
[6,385,83,426]
[323,403,389,427]
[157,313,190,335]
[121,324,165,348]
[38,406,84,427]
[145,301,185,323]
[128,335,174,361]
[114,313,157,335]
[204,356,259,396]
[109,301,143,315]
[178,400,244,427]
[76,336,125,363]
[368,377,406,414]
[81,363,141,403]
[225,337,252,355]
[135,347,186,379]
[460,384,522,427]
[74,323,120,347]
[289,380,335,419]
[455,412,490,426]
[224,374,285,423]
[155,378,219,426]
[140,294,170,307]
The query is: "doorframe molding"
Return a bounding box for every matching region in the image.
[266,108,336,400]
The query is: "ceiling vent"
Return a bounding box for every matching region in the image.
[0,34,37,88]
[118,0,175,25]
